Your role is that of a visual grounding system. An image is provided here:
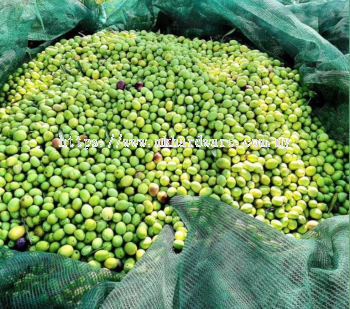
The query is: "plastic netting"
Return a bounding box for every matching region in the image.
[0,0,349,308]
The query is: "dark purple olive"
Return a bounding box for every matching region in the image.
[15,237,28,252]
[135,81,143,91]
[332,204,339,213]
[117,80,126,90]
[115,259,123,272]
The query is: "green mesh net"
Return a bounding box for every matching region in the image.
[0,0,348,308]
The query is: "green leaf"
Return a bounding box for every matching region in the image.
[60,65,73,75]
[76,60,82,73]
[221,28,236,42]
